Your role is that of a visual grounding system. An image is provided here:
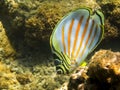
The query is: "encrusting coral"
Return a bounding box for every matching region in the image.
[68,50,120,90]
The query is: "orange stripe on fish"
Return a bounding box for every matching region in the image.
[80,20,95,57]
[68,19,74,56]
[71,16,84,58]
[75,17,90,58]
[88,25,98,49]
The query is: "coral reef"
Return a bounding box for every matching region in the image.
[0,22,15,57]
[0,61,20,89]
[0,0,120,46]
[87,50,120,90]
[68,50,120,90]
[25,0,98,44]
[0,0,99,47]
[0,0,120,90]
[97,0,120,39]
[0,20,69,90]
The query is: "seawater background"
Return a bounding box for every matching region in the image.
[0,0,120,90]
[98,38,120,51]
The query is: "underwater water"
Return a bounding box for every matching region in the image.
[99,38,120,52]
[0,0,120,90]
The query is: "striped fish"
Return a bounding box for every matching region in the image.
[50,8,104,74]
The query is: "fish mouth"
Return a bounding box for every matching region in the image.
[56,69,63,74]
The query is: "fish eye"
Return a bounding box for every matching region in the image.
[54,59,62,66]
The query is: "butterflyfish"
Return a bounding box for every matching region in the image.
[50,7,104,74]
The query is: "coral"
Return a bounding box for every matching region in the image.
[0,21,15,57]
[87,50,120,89]
[68,67,88,90]
[24,0,99,46]
[0,0,99,47]
[1,0,120,46]
[0,0,120,47]
[0,61,20,89]
[0,0,120,90]
[97,0,120,39]
[0,61,35,90]
[67,50,120,90]
[16,73,33,85]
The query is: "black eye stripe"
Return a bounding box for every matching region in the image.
[53,53,59,59]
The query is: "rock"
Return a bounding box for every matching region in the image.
[0,21,15,57]
[0,0,120,47]
[86,50,120,90]
[68,50,120,90]
[24,0,98,44]
[0,0,99,47]
[97,0,120,39]
[0,0,120,90]
[16,73,33,85]
[68,67,88,90]
[0,61,20,89]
